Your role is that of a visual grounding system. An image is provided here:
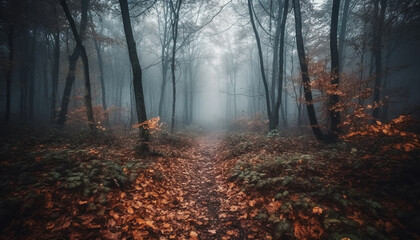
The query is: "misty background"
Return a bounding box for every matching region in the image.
[1,0,419,132]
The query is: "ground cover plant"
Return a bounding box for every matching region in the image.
[0,123,419,239]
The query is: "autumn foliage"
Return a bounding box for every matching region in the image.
[132,117,163,133]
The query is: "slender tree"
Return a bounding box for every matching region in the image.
[292,0,324,140]
[329,0,341,137]
[157,1,172,119]
[4,27,14,123]
[51,25,60,123]
[338,0,350,73]
[57,0,89,126]
[270,0,284,112]
[90,14,107,121]
[372,0,387,119]
[118,0,150,142]
[273,0,289,130]
[248,0,272,129]
[60,0,95,131]
[169,0,182,132]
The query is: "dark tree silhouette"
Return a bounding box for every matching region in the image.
[292,0,324,141]
[57,0,90,126]
[329,0,341,137]
[118,0,150,142]
[248,0,272,130]
[372,0,387,119]
[273,0,289,130]
[60,0,95,131]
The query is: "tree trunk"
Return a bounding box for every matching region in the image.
[27,29,37,121]
[338,0,350,73]
[119,0,149,142]
[248,0,272,129]
[292,0,324,141]
[158,60,169,118]
[270,0,283,111]
[158,1,171,119]
[5,27,14,123]
[91,15,107,123]
[273,0,289,130]
[60,0,95,131]
[51,28,60,123]
[329,0,341,137]
[20,31,28,122]
[57,0,89,126]
[170,0,182,132]
[372,0,386,119]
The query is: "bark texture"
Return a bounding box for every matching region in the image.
[292,0,324,141]
[119,0,149,141]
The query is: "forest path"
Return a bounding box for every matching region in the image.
[119,133,271,239]
[166,133,246,239]
[155,133,270,239]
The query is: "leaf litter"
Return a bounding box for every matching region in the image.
[0,127,419,239]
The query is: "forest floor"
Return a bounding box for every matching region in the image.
[0,126,419,239]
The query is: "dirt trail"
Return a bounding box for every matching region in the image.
[104,133,270,239]
[154,133,269,239]
[180,134,244,238]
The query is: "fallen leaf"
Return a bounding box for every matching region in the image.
[145,220,158,230]
[312,206,323,214]
[62,221,71,229]
[45,201,54,209]
[100,229,121,240]
[127,207,134,214]
[189,231,198,237]
[238,213,248,220]
[87,224,101,229]
[46,222,55,230]
[110,210,119,220]
[348,211,364,225]
[107,219,116,227]
[229,205,238,212]
[208,230,217,234]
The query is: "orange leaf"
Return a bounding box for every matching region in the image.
[62,222,71,229]
[229,205,238,212]
[127,207,134,214]
[312,206,323,214]
[46,222,55,230]
[190,231,198,238]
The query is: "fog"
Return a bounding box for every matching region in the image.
[1,0,419,133]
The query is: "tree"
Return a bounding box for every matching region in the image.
[169,0,182,132]
[57,0,89,126]
[156,1,172,119]
[329,0,341,137]
[90,13,108,121]
[248,0,272,130]
[118,0,149,142]
[292,0,324,141]
[338,0,350,73]
[51,21,60,124]
[273,0,289,130]
[4,26,14,123]
[60,0,95,131]
[372,0,386,119]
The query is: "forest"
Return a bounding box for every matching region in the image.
[0,0,419,239]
